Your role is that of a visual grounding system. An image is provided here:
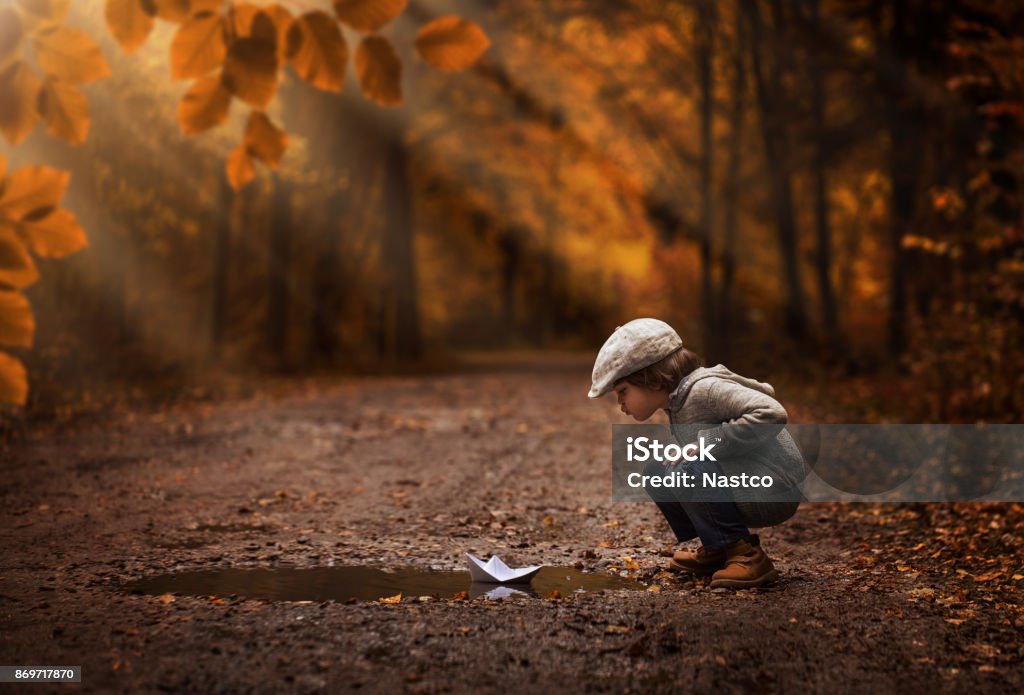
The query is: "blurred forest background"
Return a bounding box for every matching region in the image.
[1,0,1023,425]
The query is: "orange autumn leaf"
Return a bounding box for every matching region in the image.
[249,5,292,63]
[226,146,255,190]
[333,0,406,32]
[222,36,278,109]
[355,35,401,107]
[286,10,347,93]
[0,165,69,219]
[0,223,39,290]
[378,592,402,604]
[170,12,226,80]
[19,207,87,258]
[104,0,154,53]
[0,350,27,405]
[229,3,262,37]
[38,77,89,145]
[0,61,42,145]
[415,16,490,71]
[33,26,110,84]
[244,111,287,168]
[178,73,231,135]
[0,288,34,346]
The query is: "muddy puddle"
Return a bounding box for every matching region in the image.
[124,565,645,602]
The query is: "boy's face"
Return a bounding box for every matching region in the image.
[612,381,668,421]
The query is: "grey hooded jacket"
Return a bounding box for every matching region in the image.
[665,364,806,526]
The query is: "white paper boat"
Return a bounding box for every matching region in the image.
[465,553,542,584]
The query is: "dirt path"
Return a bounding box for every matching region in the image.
[1,362,1021,693]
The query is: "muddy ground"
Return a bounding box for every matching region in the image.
[1,358,1022,693]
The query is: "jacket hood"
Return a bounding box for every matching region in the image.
[667,364,775,410]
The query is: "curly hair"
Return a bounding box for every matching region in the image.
[620,346,703,393]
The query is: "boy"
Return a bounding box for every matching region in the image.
[590,318,804,588]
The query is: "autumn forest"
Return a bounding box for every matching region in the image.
[2,1,1024,690]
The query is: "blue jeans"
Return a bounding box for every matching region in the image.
[643,457,751,551]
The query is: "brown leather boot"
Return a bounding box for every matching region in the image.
[709,537,778,588]
[669,534,760,576]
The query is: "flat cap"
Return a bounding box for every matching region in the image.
[588,318,683,398]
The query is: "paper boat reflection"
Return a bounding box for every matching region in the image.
[468,583,533,600]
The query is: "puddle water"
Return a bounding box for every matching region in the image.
[125,566,645,602]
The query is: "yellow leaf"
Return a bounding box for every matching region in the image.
[158,593,176,604]
[333,0,406,32]
[33,26,110,84]
[178,73,231,135]
[18,207,86,258]
[415,16,489,71]
[152,0,189,23]
[286,11,347,93]
[355,35,401,107]
[0,61,41,145]
[14,0,69,28]
[0,8,23,70]
[0,165,69,219]
[0,287,34,347]
[170,12,225,80]
[38,77,88,145]
[226,146,254,190]
[0,350,27,405]
[378,592,402,603]
[105,0,154,53]
[222,37,277,108]
[244,111,286,167]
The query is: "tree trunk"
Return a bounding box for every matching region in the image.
[886,0,913,356]
[719,0,748,365]
[209,174,232,359]
[381,137,422,360]
[266,176,291,363]
[744,0,807,340]
[310,188,345,363]
[808,0,839,351]
[497,228,521,334]
[697,0,718,358]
